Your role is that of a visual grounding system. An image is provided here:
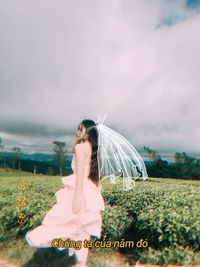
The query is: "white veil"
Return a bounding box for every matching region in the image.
[96,115,148,191]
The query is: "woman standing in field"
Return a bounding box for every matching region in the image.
[25,119,105,267]
[25,116,148,266]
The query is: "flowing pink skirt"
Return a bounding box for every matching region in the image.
[25,173,105,248]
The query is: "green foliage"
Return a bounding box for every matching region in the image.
[53,141,68,176]
[46,167,55,175]
[1,143,199,180]
[0,172,199,265]
[101,204,132,240]
[0,137,6,167]
[175,152,200,179]
[137,244,200,265]
[12,146,23,170]
[0,173,60,243]
[144,146,200,179]
[144,146,172,178]
[101,176,200,264]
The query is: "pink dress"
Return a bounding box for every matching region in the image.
[25,144,105,249]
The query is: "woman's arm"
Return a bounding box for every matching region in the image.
[72,144,86,214]
[73,144,85,198]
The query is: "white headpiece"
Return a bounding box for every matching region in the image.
[96,115,148,191]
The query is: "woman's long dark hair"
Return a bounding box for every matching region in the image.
[72,119,99,187]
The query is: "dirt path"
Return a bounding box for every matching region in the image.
[0,259,19,267]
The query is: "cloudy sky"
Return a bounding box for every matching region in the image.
[0,0,200,160]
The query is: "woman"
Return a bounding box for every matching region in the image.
[25,119,105,267]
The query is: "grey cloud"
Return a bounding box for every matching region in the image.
[0,0,199,157]
[0,119,74,137]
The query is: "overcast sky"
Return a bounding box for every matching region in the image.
[0,0,200,159]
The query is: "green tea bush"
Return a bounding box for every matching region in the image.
[101,204,132,240]
[1,173,199,265]
[100,177,200,264]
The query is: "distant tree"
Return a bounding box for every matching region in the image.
[33,164,37,175]
[174,152,200,179]
[31,153,37,175]
[144,146,169,177]
[144,146,161,161]
[53,141,67,176]
[12,147,23,170]
[0,138,5,167]
[46,167,55,176]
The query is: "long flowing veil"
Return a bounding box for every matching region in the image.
[96,115,148,191]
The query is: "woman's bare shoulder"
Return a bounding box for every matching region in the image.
[74,142,91,152]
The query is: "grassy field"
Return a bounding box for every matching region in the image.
[0,170,199,267]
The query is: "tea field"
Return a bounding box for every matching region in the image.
[0,170,199,266]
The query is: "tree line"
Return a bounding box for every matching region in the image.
[144,146,200,180]
[0,137,199,179]
[0,138,68,176]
